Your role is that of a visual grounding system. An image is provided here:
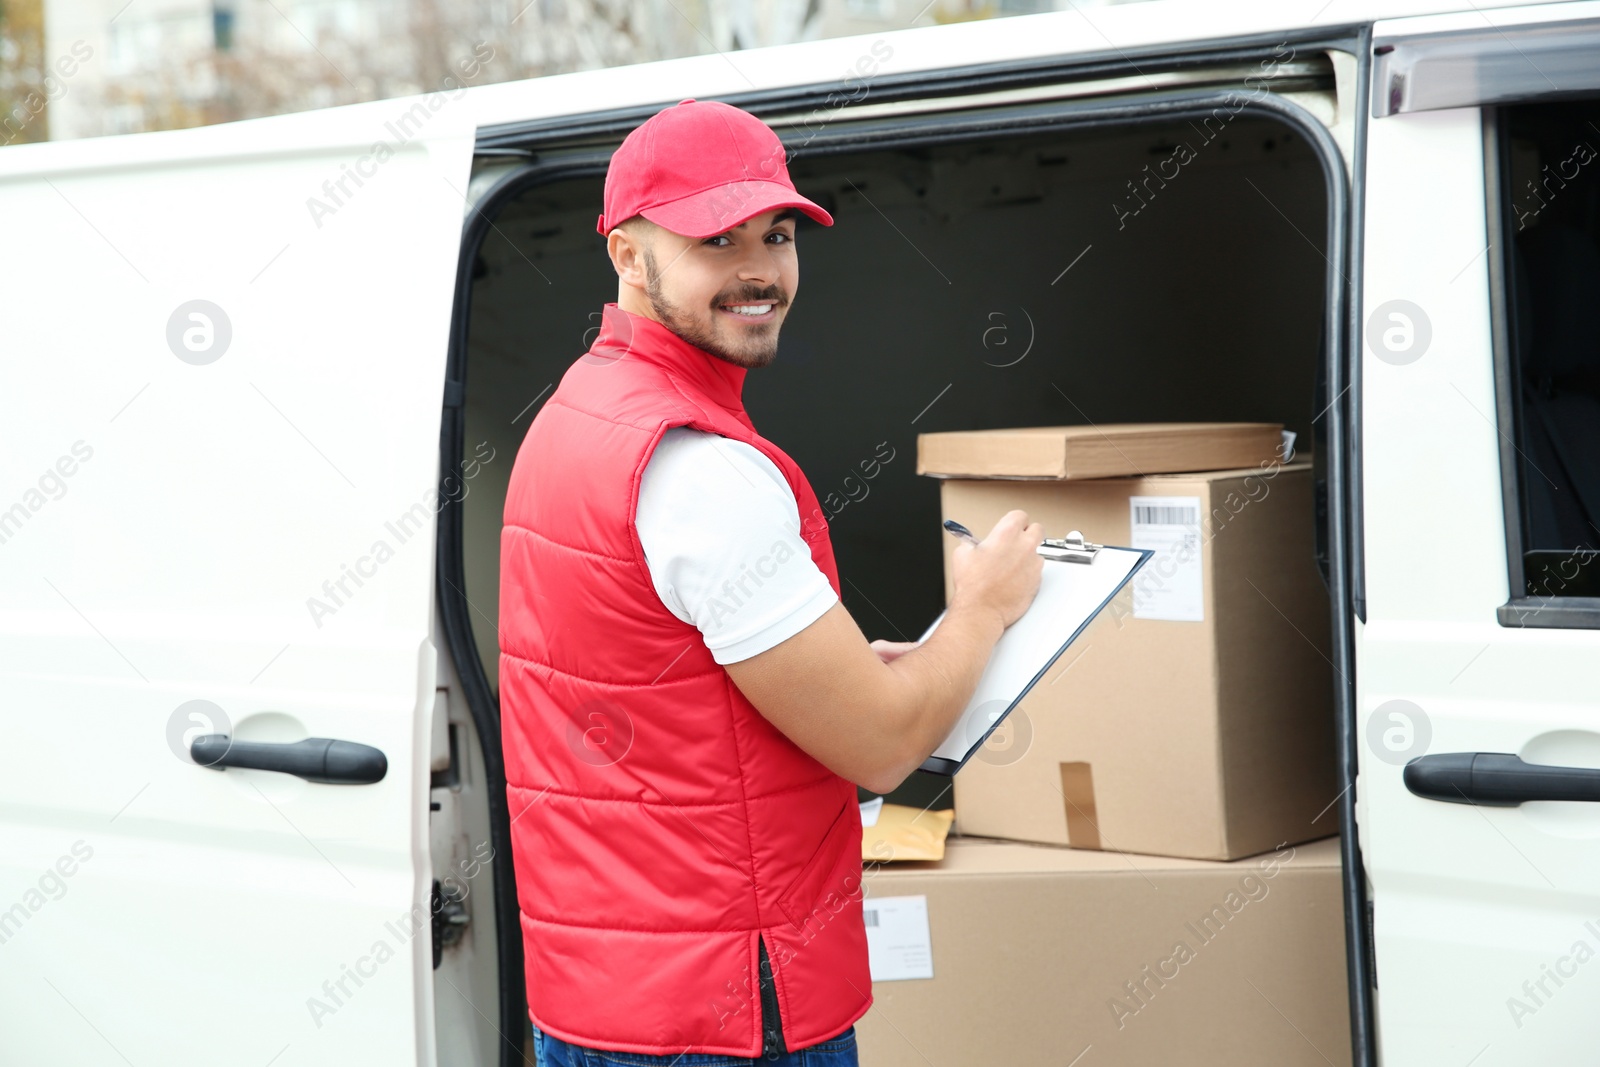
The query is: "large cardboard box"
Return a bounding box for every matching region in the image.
[916,422,1284,481]
[932,456,1336,860]
[857,834,1350,1067]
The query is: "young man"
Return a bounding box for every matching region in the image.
[499,98,1043,1066]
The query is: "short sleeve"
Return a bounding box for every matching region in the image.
[635,427,839,665]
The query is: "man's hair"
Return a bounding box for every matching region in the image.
[616,215,658,246]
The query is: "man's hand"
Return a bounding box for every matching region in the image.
[947,510,1047,630]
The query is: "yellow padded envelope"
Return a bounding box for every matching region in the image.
[862,802,955,863]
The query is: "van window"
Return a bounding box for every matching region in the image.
[1494,100,1600,612]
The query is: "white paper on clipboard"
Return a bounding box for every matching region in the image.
[917,545,1151,774]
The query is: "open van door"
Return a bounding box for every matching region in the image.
[1359,5,1600,1063]
[0,96,475,1064]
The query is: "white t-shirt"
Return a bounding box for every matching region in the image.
[635,426,838,665]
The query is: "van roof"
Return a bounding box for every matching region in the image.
[0,0,1584,176]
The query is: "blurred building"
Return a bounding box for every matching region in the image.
[30,0,1101,141]
[2,0,49,145]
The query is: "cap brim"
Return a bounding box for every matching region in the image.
[638,180,834,239]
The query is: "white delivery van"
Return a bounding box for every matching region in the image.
[3,0,1599,1063]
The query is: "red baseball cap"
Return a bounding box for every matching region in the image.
[596,99,834,239]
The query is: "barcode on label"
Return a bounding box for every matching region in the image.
[863,909,879,927]
[1133,505,1198,526]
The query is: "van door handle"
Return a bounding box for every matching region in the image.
[1404,752,1600,806]
[190,734,388,784]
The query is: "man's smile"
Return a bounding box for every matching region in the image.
[718,300,779,323]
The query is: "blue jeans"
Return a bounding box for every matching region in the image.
[531,1024,860,1067]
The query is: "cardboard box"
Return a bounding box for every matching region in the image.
[935,457,1336,860]
[917,422,1284,481]
[857,834,1350,1067]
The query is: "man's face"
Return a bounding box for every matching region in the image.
[622,208,800,369]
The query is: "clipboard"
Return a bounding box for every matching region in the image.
[917,533,1153,775]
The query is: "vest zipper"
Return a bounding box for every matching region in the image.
[758,935,788,1060]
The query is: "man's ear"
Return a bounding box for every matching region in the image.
[608,221,650,291]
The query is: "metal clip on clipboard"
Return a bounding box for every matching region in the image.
[1039,531,1100,564]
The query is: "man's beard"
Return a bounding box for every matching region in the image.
[643,247,786,369]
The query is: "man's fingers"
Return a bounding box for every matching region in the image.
[985,509,1030,541]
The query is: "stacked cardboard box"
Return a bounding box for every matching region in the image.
[918,423,1337,861]
[855,835,1351,1066]
[849,423,1348,1065]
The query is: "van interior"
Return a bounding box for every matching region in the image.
[456,111,1330,816]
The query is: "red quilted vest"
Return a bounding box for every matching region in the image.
[498,302,872,1056]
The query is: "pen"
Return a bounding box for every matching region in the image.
[943,519,982,547]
